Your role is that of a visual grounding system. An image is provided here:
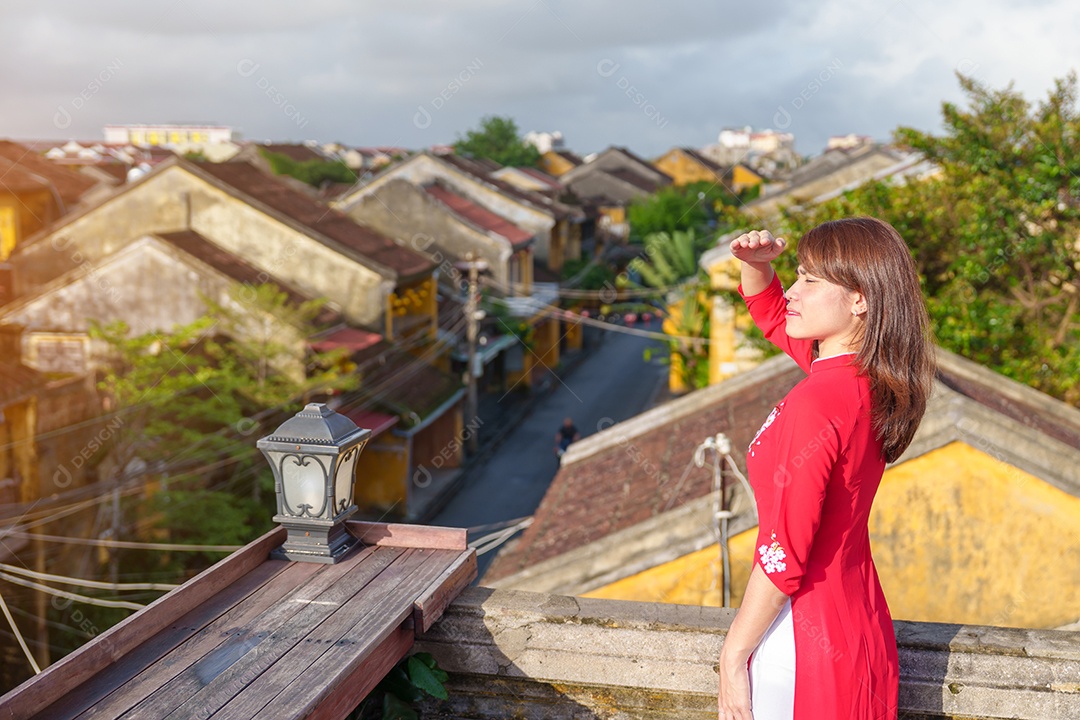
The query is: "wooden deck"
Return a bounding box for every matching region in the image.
[0,521,477,720]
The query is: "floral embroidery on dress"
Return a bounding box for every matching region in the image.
[749,401,785,457]
[758,532,788,574]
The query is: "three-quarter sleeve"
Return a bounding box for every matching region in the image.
[738,273,814,373]
[753,397,844,595]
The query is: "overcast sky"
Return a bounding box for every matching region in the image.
[2,0,1078,157]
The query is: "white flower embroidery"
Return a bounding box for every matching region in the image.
[749,402,785,457]
[758,533,788,574]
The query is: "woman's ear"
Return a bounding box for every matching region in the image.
[851,291,868,317]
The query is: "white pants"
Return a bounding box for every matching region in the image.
[749,598,795,720]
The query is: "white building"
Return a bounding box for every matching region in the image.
[104,124,234,148]
[523,131,565,155]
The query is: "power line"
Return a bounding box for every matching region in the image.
[0,571,144,611]
[0,562,179,592]
[0,588,39,674]
[1,531,241,553]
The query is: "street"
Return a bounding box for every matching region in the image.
[431,320,669,576]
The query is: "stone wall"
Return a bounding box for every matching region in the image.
[415,587,1080,719]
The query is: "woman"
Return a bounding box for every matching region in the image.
[717,219,935,719]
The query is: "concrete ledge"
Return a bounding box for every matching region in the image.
[415,587,1080,719]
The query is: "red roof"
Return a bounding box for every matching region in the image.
[425,184,534,249]
[192,161,435,280]
[340,408,399,437]
[310,326,383,354]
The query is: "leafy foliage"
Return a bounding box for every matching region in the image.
[89,285,357,579]
[777,72,1080,403]
[625,230,704,289]
[454,115,540,167]
[627,181,742,240]
[262,149,358,187]
[349,652,450,719]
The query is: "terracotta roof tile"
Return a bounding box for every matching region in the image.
[192,161,434,280]
[425,183,534,249]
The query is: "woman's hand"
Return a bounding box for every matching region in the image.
[729,229,787,265]
[717,649,754,719]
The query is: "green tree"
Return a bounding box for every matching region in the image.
[621,230,717,390]
[90,285,358,572]
[777,72,1080,404]
[454,115,540,167]
[627,181,741,240]
[262,149,358,187]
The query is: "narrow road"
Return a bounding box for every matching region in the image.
[431,320,668,576]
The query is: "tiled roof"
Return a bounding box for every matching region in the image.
[425,183,534,249]
[0,140,98,205]
[611,146,672,181]
[192,161,434,280]
[487,346,1080,583]
[257,143,326,163]
[605,167,666,193]
[350,340,462,424]
[340,408,399,437]
[679,147,725,174]
[438,154,581,221]
[515,166,562,189]
[485,359,805,580]
[309,326,383,355]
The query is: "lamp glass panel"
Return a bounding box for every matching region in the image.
[281,453,329,518]
[333,445,360,513]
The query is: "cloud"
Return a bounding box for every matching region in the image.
[0,0,1077,156]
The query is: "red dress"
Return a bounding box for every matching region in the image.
[741,275,899,719]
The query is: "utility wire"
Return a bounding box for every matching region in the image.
[0,571,144,611]
[0,588,40,674]
[0,562,179,591]
[1,532,241,553]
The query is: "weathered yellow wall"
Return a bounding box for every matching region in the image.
[584,442,1080,628]
[354,436,408,512]
[583,529,757,607]
[653,150,718,187]
[869,442,1080,627]
[730,165,763,193]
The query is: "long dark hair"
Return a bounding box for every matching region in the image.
[797,217,935,463]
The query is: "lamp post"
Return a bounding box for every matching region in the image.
[455,254,488,454]
[257,403,371,563]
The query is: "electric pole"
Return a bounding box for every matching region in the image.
[456,254,488,454]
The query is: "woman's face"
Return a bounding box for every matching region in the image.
[784,266,866,355]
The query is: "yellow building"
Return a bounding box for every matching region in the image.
[538,149,584,177]
[652,147,763,193]
[487,348,1080,629]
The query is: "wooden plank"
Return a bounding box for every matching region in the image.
[129,546,408,720]
[71,559,321,720]
[39,559,292,720]
[0,526,285,720]
[305,621,414,720]
[413,549,477,633]
[347,521,467,550]
[212,549,455,720]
